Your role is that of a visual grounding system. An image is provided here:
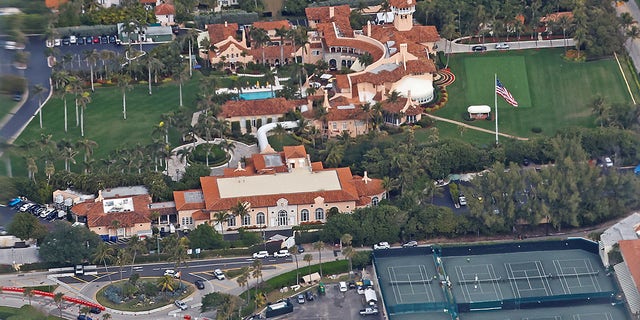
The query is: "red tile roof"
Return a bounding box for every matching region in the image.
[192,210,210,221]
[219,97,297,118]
[317,24,383,61]
[249,45,295,61]
[283,145,307,159]
[389,0,415,9]
[154,3,175,15]
[72,195,152,229]
[207,23,239,44]
[350,60,435,86]
[45,0,68,9]
[382,97,421,115]
[305,5,351,23]
[370,25,440,50]
[620,239,640,291]
[173,189,206,211]
[253,20,291,31]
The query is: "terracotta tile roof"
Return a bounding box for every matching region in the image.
[311,162,324,170]
[249,45,295,60]
[192,210,210,221]
[283,145,307,159]
[305,5,351,23]
[351,175,385,196]
[620,239,640,291]
[223,164,256,177]
[45,0,68,9]
[382,97,421,115]
[318,24,383,61]
[72,195,153,229]
[253,20,291,31]
[370,25,440,49]
[250,152,289,173]
[219,97,297,118]
[207,23,239,44]
[173,189,206,211]
[154,3,175,15]
[335,74,350,90]
[389,0,416,9]
[310,42,323,49]
[350,60,435,86]
[140,0,157,3]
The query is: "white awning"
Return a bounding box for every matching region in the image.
[467,105,491,114]
[302,272,321,283]
[320,74,333,80]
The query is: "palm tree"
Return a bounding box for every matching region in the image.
[51,70,71,132]
[33,84,48,129]
[92,242,115,283]
[77,91,91,137]
[66,76,82,128]
[213,211,230,235]
[231,201,249,226]
[303,253,313,276]
[168,236,189,287]
[76,138,98,172]
[140,51,164,95]
[251,258,263,288]
[357,53,373,68]
[99,49,117,79]
[102,313,112,320]
[84,49,100,91]
[80,306,91,317]
[342,245,355,275]
[127,235,147,273]
[115,248,129,280]
[53,292,65,318]
[313,241,324,278]
[23,287,34,305]
[157,275,175,298]
[171,59,189,107]
[289,246,300,285]
[250,28,270,65]
[236,270,249,304]
[114,72,133,119]
[275,26,288,63]
[240,266,252,303]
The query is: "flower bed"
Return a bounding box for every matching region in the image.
[96,278,193,312]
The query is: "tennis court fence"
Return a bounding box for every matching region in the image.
[457,290,617,312]
[386,301,449,314]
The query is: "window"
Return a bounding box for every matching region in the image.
[315,208,325,220]
[181,217,193,225]
[227,215,236,227]
[300,209,309,222]
[372,197,379,206]
[342,122,347,130]
[256,212,265,225]
[278,210,288,226]
[242,214,251,226]
[312,50,320,56]
[332,122,338,130]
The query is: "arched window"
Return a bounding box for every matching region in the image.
[256,212,265,225]
[372,196,379,206]
[300,209,309,222]
[278,210,288,226]
[227,215,236,227]
[315,208,325,220]
[242,214,251,226]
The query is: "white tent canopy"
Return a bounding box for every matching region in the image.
[467,105,491,114]
[302,272,321,283]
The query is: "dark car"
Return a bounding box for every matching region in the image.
[108,35,116,43]
[12,92,22,101]
[85,36,93,44]
[77,37,85,45]
[77,315,93,320]
[523,158,530,166]
[305,290,314,301]
[100,35,108,43]
[297,244,304,253]
[62,38,70,45]
[89,307,101,314]
[194,279,205,290]
[92,36,100,44]
[472,45,487,52]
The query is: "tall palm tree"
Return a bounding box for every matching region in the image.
[58,139,78,172]
[275,26,288,63]
[23,287,34,305]
[250,28,270,65]
[313,241,324,277]
[303,253,313,276]
[213,211,230,235]
[289,246,300,285]
[168,237,189,287]
[114,72,133,120]
[127,235,147,273]
[157,275,175,298]
[92,242,115,283]
[342,246,355,275]
[231,201,249,226]
[251,258,263,288]
[65,76,83,128]
[77,91,92,137]
[33,84,48,129]
[140,51,164,95]
[51,71,71,132]
[236,270,249,304]
[76,138,98,170]
[84,49,100,91]
[99,49,117,79]
[115,248,129,280]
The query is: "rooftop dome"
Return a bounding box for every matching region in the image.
[393,76,434,104]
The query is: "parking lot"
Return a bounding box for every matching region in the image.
[275,282,383,320]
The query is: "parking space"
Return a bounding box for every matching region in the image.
[279,282,383,320]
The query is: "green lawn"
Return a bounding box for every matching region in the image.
[437,48,636,138]
[0,94,18,122]
[0,305,64,320]
[5,76,202,176]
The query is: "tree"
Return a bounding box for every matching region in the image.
[54,292,65,318]
[236,267,249,305]
[127,235,147,273]
[32,84,48,129]
[84,49,100,92]
[231,201,249,226]
[157,275,175,298]
[289,245,301,285]
[140,51,164,95]
[77,91,92,137]
[102,313,112,320]
[250,28,270,65]
[114,72,133,120]
[188,223,224,250]
[313,241,324,277]
[357,52,373,68]
[39,221,101,264]
[23,287,34,305]
[303,253,313,275]
[251,258,263,288]
[342,246,355,274]
[7,212,47,242]
[115,248,130,281]
[76,138,98,173]
[92,242,115,283]
[213,211,230,235]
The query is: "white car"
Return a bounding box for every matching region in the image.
[339,281,348,292]
[373,242,390,250]
[252,251,269,259]
[359,307,379,315]
[174,300,188,310]
[54,39,61,47]
[213,268,225,280]
[69,35,77,44]
[273,249,291,258]
[459,195,467,206]
[495,42,510,50]
[164,269,180,278]
[605,157,613,167]
[19,203,34,212]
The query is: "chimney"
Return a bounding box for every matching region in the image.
[329,6,335,18]
[224,21,228,27]
[400,43,408,70]
[362,171,372,184]
[323,89,331,110]
[241,27,246,44]
[367,20,371,37]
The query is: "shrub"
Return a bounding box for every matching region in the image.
[231,121,241,135]
[295,230,321,244]
[531,127,542,133]
[191,143,227,164]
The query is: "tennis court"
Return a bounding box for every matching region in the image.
[373,239,629,320]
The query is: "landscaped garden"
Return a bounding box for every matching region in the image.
[0,305,64,320]
[96,275,194,312]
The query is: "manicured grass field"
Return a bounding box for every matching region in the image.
[0,94,18,122]
[436,48,636,138]
[6,76,202,175]
[0,305,64,320]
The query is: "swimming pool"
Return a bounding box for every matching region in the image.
[239,90,275,100]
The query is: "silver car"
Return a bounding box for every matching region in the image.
[175,300,188,310]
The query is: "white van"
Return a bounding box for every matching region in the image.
[69,35,77,44]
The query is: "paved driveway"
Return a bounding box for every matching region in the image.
[279,284,382,320]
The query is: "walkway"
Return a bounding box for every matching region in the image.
[164,137,258,180]
[424,113,529,141]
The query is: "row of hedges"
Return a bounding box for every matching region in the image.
[252,260,349,296]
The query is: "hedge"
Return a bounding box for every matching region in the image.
[247,260,349,296]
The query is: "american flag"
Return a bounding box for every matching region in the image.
[496,78,519,107]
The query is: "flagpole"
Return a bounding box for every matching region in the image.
[495,73,499,145]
